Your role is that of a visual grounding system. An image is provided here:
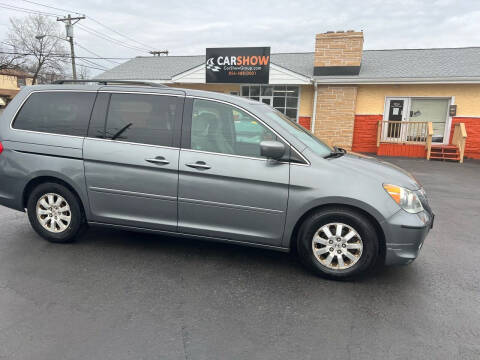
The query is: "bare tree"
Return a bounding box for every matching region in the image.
[77,65,91,80]
[5,14,68,84]
[0,44,25,71]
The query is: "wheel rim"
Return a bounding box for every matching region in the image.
[312,222,363,270]
[36,193,72,233]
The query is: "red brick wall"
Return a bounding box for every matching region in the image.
[449,117,480,159]
[377,144,426,158]
[298,116,311,130]
[352,114,383,153]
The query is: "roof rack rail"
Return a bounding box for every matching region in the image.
[53,79,168,88]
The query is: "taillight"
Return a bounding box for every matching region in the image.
[0,141,3,155]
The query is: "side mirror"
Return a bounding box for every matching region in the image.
[260,141,285,160]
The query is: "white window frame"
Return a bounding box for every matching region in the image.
[240,84,300,123]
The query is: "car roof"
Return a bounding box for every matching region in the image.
[23,84,261,107]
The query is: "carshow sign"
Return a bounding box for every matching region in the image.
[206,47,270,83]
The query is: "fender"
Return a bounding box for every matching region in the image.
[281,196,388,249]
[22,169,91,219]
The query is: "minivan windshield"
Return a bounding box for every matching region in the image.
[264,108,333,158]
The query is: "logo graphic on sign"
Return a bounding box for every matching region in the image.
[206,47,270,84]
[206,57,221,72]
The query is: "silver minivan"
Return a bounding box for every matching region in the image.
[0,81,433,279]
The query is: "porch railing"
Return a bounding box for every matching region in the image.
[426,122,433,160]
[452,123,467,163]
[377,120,434,158]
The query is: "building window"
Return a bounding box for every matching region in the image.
[17,77,26,87]
[241,85,299,121]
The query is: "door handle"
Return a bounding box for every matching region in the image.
[186,161,211,170]
[146,156,170,165]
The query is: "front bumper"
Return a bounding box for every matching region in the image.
[383,209,433,266]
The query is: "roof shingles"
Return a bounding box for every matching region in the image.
[96,47,480,82]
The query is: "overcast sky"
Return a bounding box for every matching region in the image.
[1,0,480,75]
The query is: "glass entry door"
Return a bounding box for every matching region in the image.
[383,98,409,141]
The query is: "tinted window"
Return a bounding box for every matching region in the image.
[13,91,96,136]
[191,99,278,158]
[87,93,110,138]
[105,93,182,147]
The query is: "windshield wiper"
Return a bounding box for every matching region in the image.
[110,123,132,140]
[324,146,346,159]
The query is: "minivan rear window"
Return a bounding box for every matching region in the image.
[103,93,183,147]
[13,91,96,137]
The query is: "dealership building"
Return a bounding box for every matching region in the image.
[97,31,480,159]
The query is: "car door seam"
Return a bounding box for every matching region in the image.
[178,197,283,214]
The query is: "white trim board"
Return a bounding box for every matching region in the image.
[315,77,480,84]
[171,63,311,85]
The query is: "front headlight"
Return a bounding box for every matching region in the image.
[383,184,424,214]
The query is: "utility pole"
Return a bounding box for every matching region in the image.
[149,50,169,56]
[57,14,85,80]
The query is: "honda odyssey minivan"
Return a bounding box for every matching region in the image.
[0,80,433,279]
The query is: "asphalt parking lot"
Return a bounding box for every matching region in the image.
[0,157,479,360]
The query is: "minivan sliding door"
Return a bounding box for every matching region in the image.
[83,91,184,231]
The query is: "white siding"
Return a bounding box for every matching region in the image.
[172,63,311,85]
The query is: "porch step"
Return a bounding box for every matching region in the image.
[429,144,461,162]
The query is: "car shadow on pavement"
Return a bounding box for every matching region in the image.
[74,225,419,285]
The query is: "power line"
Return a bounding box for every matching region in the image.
[1,0,163,60]
[0,7,119,64]
[77,58,108,71]
[75,60,108,72]
[78,24,149,52]
[87,17,152,51]
[77,24,149,53]
[76,55,108,69]
[0,50,134,60]
[18,0,83,16]
[74,42,121,64]
[1,3,146,54]
[0,2,60,17]
[16,0,153,51]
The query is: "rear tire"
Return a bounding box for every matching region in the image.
[26,182,86,243]
[297,207,379,280]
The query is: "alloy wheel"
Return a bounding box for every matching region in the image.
[312,222,363,270]
[36,193,72,233]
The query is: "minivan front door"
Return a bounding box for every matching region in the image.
[83,91,184,231]
[178,98,290,246]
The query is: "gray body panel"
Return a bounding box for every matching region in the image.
[0,84,433,265]
[178,149,289,246]
[83,139,179,231]
[0,87,93,214]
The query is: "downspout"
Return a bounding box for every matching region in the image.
[311,80,318,134]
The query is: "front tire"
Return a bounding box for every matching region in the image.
[297,207,379,280]
[27,182,85,243]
